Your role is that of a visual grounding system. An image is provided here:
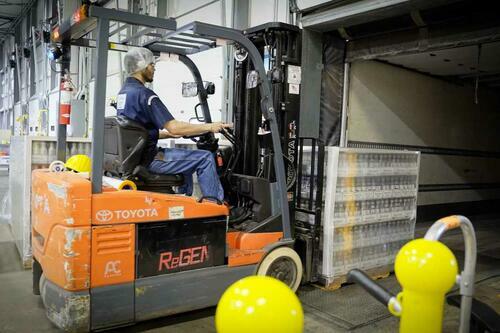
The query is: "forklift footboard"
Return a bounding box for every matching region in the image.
[39,275,90,332]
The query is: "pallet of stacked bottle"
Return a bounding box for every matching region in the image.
[320,147,420,288]
[31,139,92,167]
[9,137,92,268]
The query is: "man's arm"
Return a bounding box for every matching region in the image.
[146,92,231,136]
[159,129,181,139]
[164,119,232,137]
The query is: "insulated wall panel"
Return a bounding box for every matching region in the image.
[347,60,500,205]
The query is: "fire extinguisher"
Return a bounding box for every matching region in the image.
[59,76,73,125]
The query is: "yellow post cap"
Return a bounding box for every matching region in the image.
[215,276,304,333]
[395,239,458,293]
[65,154,91,173]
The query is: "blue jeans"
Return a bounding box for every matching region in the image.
[148,148,224,201]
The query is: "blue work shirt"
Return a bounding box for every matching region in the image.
[116,77,174,165]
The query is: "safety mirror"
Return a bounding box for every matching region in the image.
[182,81,216,97]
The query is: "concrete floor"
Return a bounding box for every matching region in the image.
[0,170,498,332]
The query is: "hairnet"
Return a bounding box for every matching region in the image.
[123,47,155,76]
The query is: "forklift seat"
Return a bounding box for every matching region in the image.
[103,116,184,193]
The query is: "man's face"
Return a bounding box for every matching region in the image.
[143,62,155,83]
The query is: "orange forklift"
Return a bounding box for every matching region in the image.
[31,4,302,332]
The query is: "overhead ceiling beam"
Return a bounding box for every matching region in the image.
[300,0,461,31]
[459,70,500,80]
[94,0,114,6]
[0,15,14,21]
[0,0,37,42]
[346,24,500,62]
[302,0,409,31]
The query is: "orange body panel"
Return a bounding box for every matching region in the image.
[228,248,265,267]
[91,191,228,225]
[91,224,135,287]
[33,170,230,290]
[233,232,283,250]
[226,231,241,249]
[32,170,92,291]
[33,169,282,289]
[226,232,283,267]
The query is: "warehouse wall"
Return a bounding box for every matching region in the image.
[0,36,15,132]
[165,0,289,27]
[347,60,500,206]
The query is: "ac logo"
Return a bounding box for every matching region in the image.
[104,260,122,278]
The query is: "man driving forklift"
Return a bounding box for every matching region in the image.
[117,47,231,201]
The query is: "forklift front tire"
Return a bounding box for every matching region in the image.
[256,247,303,292]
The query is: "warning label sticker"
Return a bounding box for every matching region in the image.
[289,83,300,95]
[287,65,301,84]
[168,206,185,219]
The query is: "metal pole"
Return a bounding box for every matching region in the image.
[14,45,23,134]
[178,54,212,123]
[31,27,39,101]
[90,18,110,194]
[10,66,15,135]
[424,215,477,333]
[56,44,70,161]
[339,62,350,147]
[9,48,15,135]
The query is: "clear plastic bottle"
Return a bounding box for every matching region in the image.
[85,143,92,157]
[48,142,56,163]
[32,141,42,164]
[40,142,49,165]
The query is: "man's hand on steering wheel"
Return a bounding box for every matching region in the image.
[209,122,233,133]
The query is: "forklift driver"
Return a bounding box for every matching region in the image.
[117,47,231,201]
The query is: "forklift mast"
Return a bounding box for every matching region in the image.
[233,23,301,193]
[234,24,326,283]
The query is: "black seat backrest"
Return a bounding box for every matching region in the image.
[104,116,149,178]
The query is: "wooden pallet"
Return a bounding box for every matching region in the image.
[318,264,393,291]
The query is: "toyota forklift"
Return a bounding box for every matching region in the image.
[31,4,303,332]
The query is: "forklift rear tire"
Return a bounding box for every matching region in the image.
[256,247,303,292]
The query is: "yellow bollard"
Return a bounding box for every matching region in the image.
[215,276,304,333]
[394,239,458,333]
